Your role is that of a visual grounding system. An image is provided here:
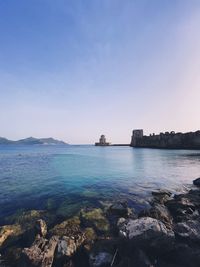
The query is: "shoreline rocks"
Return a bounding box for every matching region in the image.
[1,178,200,267]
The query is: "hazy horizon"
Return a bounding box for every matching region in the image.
[0,0,200,144]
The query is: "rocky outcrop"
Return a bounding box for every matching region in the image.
[0,224,23,248]
[193,177,200,187]
[22,236,58,267]
[118,217,174,251]
[174,220,200,242]
[2,179,200,267]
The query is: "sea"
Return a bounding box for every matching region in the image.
[0,145,199,224]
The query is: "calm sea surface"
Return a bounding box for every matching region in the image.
[0,145,199,223]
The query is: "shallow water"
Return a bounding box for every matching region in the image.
[0,145,199,223]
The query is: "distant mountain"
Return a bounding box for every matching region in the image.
[0,137,68,145]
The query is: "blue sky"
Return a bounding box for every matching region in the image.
[0,0,200,144]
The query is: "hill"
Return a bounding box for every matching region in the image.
[0,137,68,145]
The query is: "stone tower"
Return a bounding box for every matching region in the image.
[131,129,143,146]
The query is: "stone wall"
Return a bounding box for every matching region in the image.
[130,130,200,149]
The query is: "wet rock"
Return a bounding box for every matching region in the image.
[50,216,81,238]
[89,252,112,267]
[51,216,88,260]
[35,219,47,237]
[5,210,55,229]
[108,201,129,217]
[22,236,58,267]
[117,218,126,227]
[139,204,173,229]
[193,178,200,187]
[119,217,174,250]
[0,224,23,248]
[152,190,172,204]
[166,195,198,222]
[84,227,96,251]
[174,220,200,242]
[80,208,110,233]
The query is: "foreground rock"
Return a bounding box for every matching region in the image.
[166,195,199,222]
[174,220,200,243]
[22,236,58,267]
[119,217,174,251]
[193,177,200,187]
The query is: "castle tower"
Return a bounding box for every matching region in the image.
[131,129,143,146]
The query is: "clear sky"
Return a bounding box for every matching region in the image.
[0,0,200,144]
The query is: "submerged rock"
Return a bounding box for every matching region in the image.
[193,178,200,187]
[108,201,130,217]
[80,208,110,233]
[152,190,172,204]
[5,210,55,229]
[50,216,81,238]
[0,224,23,248]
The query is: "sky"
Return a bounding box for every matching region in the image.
[0,0,200,144]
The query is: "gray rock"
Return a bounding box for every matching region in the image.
[139,204,173,229]
[152,190,172,204]
[89,252,113,267]
[56,236,76,258]
[174,220,200,242]
[119,217,174,250]
[166,196,198,222]
[193,178,200,187]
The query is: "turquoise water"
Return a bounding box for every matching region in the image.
[0,145,199,222]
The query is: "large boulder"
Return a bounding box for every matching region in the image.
[174,220,200,243]
[193,178,200,187]
[166,195,198,222]
[119,217,174,250]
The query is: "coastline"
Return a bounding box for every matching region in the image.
[0,179,200,267]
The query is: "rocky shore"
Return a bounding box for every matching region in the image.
[1,178,200,267]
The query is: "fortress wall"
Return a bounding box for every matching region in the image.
[131,130,200,149]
